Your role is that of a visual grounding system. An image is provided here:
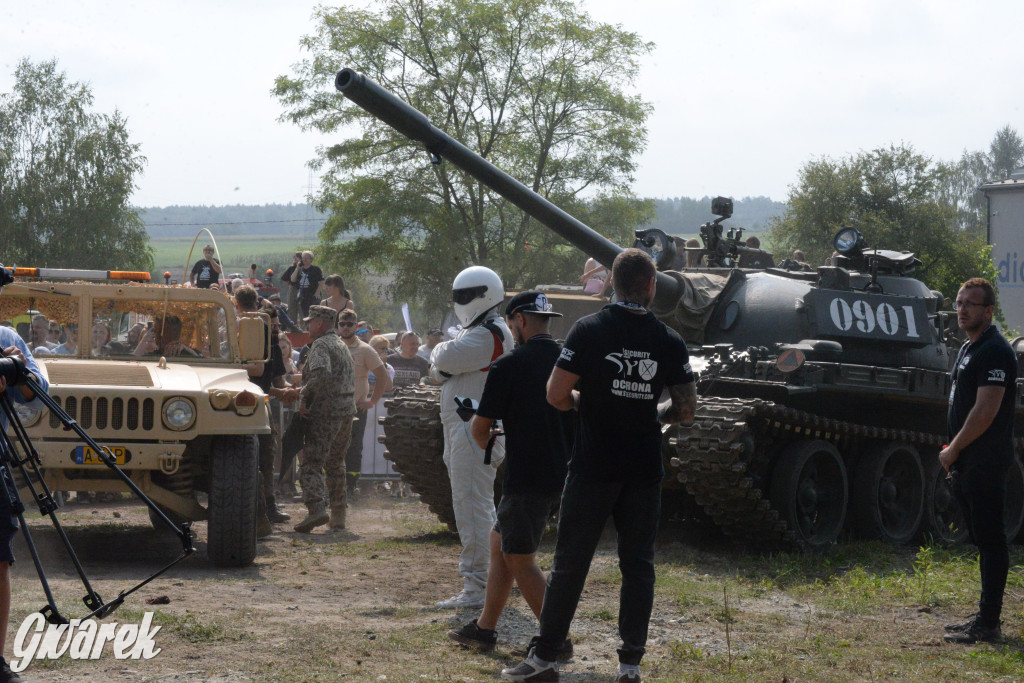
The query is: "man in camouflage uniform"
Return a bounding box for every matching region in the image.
[292,306,356,533]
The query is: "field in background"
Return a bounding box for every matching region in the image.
[150,235,312,282]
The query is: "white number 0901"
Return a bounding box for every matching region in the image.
[828,298,920,338]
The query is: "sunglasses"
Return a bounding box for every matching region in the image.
[338,321,356,328]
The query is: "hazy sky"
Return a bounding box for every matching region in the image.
[3,0,1023,209]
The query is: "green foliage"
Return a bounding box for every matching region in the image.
[938,124,1024,234]
[0,59,152,271]
[767,144,997,299]
[275,0,654,318]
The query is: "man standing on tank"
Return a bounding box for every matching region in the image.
[941,277,1016,645]
[190,245,222,289]
[448,291,573,651]
[503,249,696,683]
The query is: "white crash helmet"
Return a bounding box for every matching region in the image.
[452,266,504,327]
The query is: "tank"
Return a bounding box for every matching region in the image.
[337,68,1024,550]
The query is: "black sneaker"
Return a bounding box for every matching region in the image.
[944,612,978,633]
[511,637,573,662]
[448,619,497,651]
[943,621,1002,644]
[0,656,23,683]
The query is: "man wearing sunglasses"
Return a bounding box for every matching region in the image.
[431,266,513,610]
[337,310,392,522]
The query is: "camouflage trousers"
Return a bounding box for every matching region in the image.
[299,413,354,514]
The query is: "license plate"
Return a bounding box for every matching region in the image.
[71,446,129,465]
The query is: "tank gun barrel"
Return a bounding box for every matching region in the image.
[335,68,681,309]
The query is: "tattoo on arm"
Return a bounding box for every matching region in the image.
[659,383,696,425]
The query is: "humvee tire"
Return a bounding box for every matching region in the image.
[206,435,259,567]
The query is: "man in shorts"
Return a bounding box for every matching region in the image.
[448,291,573,652]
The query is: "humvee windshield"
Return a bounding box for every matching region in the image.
[0,287,233,362]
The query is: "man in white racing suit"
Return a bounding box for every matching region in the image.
[431,266,513,609]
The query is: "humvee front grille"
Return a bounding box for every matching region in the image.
[49,395,156,432]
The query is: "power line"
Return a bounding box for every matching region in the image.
[142,218,327,227]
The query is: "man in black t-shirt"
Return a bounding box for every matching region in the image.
[390,332,430,388]
[502,250,696,683]
[941,278,1017,645]
[449,291,573,653]
[189,244,222,288]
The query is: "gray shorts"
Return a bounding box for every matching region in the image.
[494,492,560,555]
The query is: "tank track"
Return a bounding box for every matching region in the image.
[668,396,947,548]
[379,386,457,531]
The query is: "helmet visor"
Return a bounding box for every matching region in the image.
[452,285,488,306]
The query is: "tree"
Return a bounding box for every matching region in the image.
[275,0,653,318]
[767,144,997,299]
[938,125,1024,234]
[0,59,152,270]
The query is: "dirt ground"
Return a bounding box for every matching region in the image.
[6,490,1023,682]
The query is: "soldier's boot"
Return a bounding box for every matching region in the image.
[256,495,273,538]
[294,506,330,533]
[329,506,346,530]
[266,495,291,523]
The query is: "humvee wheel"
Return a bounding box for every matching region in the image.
[1004,457,1024,543]
[207,435,259,567]
[852,442,924,545]
[770,440,848,551]
[921,459,967,545]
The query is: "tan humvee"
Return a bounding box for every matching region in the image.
[1,271,270,567]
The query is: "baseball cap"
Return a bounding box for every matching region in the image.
[505,291,562,318]
[303,305,338,326]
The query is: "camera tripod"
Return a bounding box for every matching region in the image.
[0,358,195,624]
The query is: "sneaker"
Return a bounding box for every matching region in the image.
[448,619,497,651]
[617,665,642,682]
[436,590,485,609]
[943,620,1002,644]
[511,637,573,662]
[943,612,978,633]
[293,510,330,533]
[0,656,23,683]
[501,651,558,682]
[268,508,291,523]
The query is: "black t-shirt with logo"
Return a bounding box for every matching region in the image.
[191,258,220,288]
[555,304,694,482]
[297,266,325,307]
[477,336,573,496]
[948,324,1017,471]
[390,353,430,388]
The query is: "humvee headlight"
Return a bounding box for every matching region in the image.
[163,398,196,430]
[14,403,43,428]
[232,390,258,416]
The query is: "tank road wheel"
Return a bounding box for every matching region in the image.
[851,442,924,545]
[206,435,259,567]
[1004,457,1024,543]
[921,459,967,545]
[770,440,848,551]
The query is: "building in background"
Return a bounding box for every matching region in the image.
[984,168,1024,333]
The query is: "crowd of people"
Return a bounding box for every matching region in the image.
[0,243,1011,682]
